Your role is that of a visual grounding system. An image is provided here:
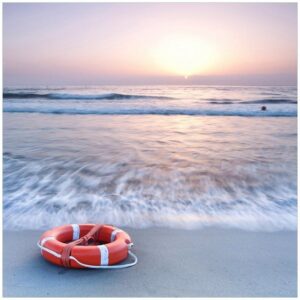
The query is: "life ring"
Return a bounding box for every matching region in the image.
[37,224,137,269]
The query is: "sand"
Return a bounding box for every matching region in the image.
[3,228,297,297]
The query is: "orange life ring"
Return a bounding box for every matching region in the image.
[38,224,135,269]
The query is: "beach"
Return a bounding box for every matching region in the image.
[3,86,297,297]
[3,228,297,297]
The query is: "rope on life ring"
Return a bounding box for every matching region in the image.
[37,241,138,269]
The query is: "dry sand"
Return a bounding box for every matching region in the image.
[3,227,297,297]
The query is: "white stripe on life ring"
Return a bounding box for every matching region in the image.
[71,224,80,240]
[111,229,123,242]
[40,236,55,254]
[98,245,109,265]
[40,236,55,246]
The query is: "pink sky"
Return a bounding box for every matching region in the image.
[3,3,297,86]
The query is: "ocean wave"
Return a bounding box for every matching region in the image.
[209,98,297,105]
[3,92,173,100]
[3,106,297,117]
[3,152,296,231]
[243,99,297,104]
[209,101,234,104]
[3,86,297,231]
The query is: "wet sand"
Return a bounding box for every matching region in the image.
[3,228,297,297]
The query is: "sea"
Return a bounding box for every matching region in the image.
[3,85,297,231]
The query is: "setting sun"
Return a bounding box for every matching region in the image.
[152,36,218,78]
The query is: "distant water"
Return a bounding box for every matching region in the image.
[3,85,297,230]
[3,85,297,116]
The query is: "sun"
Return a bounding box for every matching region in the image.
[152,36,217,78]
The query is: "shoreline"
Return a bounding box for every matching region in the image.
[3,227,297,297]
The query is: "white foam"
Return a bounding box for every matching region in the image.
[3,154,297,231]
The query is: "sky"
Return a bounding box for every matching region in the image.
[3,3,297,86]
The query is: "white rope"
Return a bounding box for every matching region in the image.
[37,241,138,269]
